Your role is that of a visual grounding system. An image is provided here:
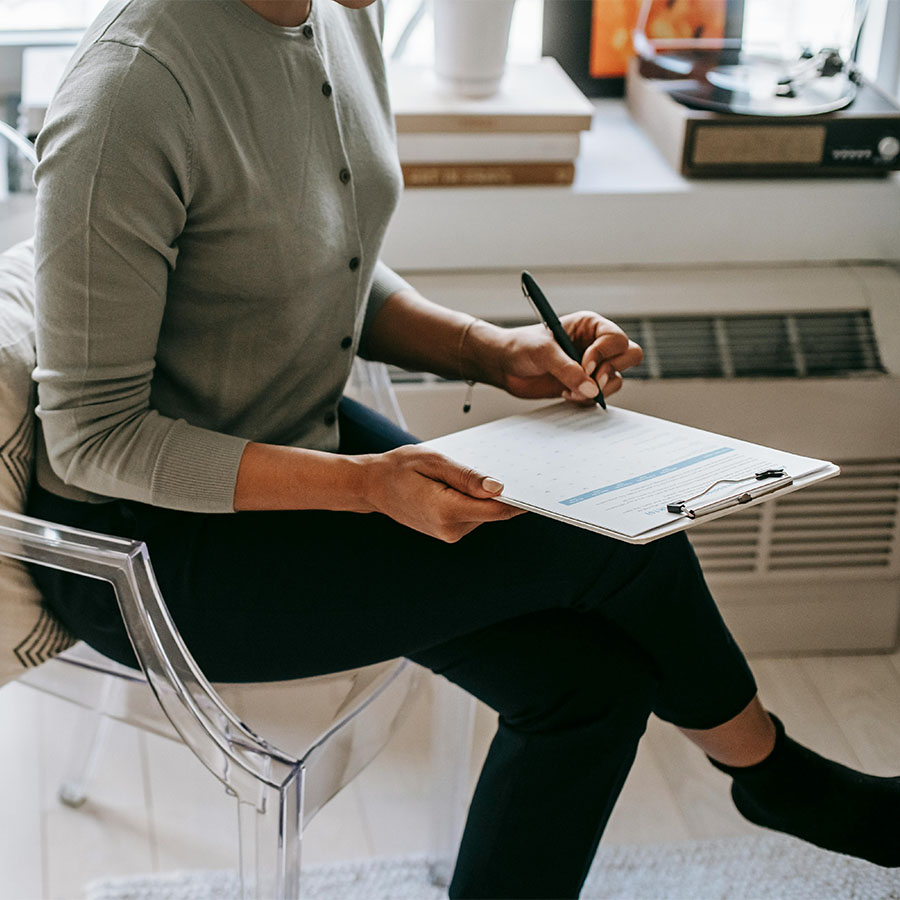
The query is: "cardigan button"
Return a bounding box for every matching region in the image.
[339,168,351,185]
[322,82,333,98]
[340,335,353,349]
[348,256,360,271]
[302,24,313,38]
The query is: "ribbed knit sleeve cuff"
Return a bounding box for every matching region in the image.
[150,420,250,513]
[360,260,412,356]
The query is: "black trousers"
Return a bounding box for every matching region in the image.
[27,398,757,899]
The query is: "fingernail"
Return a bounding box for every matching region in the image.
[482,477,503,493]
[597,372,609,390]
[579,381,599,399]
[585,360,597,377]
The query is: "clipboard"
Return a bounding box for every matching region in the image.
[423,402,840,545]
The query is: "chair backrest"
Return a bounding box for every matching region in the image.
[0,238,76,686]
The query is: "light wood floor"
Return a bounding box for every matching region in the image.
[3,647,900,900]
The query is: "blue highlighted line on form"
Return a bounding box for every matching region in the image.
[560,447,734,506]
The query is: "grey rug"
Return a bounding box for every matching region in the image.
[83,834,900,900]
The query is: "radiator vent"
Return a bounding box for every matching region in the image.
[686,508,763,574]
[691,458,900,576]
[601,311,884,379]
[385,310,885,384]
[768,459,900,571]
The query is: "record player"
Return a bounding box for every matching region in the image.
[625,1,900,177]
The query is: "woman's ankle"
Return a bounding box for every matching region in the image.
[678,696,777,767]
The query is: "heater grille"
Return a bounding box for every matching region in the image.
[612,311,884,379]
[768,459,899,571]
[689,458,900,576]
[686,508,763,574]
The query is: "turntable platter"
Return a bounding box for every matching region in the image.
[672,57,857,116]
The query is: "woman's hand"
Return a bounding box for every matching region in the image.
[358,445,524,543]
[469,312,644,404]
[235,441,521,542]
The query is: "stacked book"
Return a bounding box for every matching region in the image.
[388,58,594,187]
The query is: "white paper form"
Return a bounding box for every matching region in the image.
[424,402,838,542]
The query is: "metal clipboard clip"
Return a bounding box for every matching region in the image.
[666,468,794,519]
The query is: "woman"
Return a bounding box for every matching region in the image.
[27,0,899,897]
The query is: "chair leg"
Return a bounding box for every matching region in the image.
[57,675,116,808]
[235,776,303,900]
[428,675,477,888]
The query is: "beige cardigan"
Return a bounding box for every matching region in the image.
[33,0,409,513]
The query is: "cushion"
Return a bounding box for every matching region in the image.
[0,238,74,687]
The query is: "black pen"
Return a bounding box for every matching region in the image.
[521,270,607,410]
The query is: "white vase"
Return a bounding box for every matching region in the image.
[433,0,517,98]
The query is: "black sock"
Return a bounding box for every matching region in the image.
[708,714,900,867]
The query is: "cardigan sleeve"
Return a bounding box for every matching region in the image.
[33,41,249,513]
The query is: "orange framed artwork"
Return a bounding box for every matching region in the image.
[543,0,736,97]
[589,0,727,78]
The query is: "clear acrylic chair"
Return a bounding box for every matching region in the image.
[1,502,418,898]
[1,119,477,896]
[3,369,475,899]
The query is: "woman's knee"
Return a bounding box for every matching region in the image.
[502,630,658,740]
[579,530,709,619]
[427,611,659,741]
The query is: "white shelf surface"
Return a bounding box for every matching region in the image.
[383,100,900,272]
[5,100,899,271]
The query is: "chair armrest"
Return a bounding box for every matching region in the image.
[0,509,301,804]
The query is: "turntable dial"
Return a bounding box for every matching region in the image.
[877,136,900,162]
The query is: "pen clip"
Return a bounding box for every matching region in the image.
[521,281,548,329]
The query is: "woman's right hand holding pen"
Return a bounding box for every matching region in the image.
[461,313,644,406]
